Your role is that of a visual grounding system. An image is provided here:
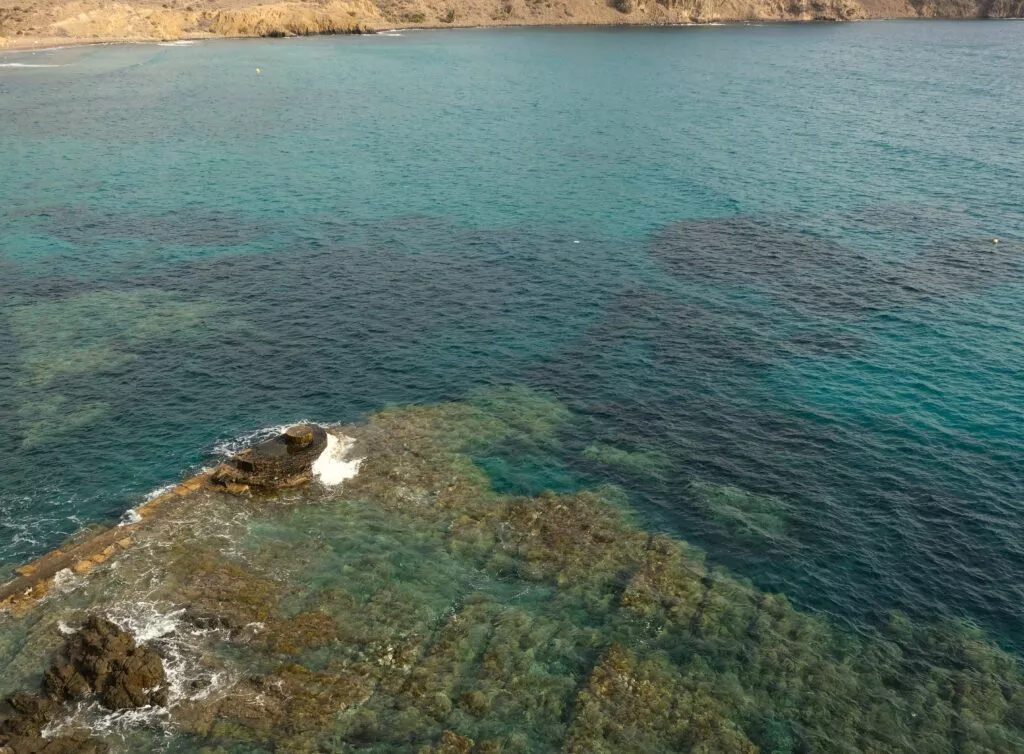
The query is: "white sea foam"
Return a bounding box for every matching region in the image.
[212,424,290,458]
[56,701,166,736]
[109,601,182,644]
[120,508,143,525]
[156,40,197,46]
[119,487,168,525]
[118,480,177,523]
[108,600,234,705]
[43,601,235,739]
[313,432,362,486]
[0,63,62,68]
[50,567,78,594]
[144,483,176,502]
[214,423,362,487]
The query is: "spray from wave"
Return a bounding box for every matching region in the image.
[312,432,362,486]
[42,601,233,739]
[213,422,362,487]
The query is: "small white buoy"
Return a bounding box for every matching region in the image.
[256,67,262,74]
[573,240,580,244]
[993,238,1000,244]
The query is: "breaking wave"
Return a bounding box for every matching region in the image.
[312,432,362,486]
[212,423,362,487]
[43,601,233,739]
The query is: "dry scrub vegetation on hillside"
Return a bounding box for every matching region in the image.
[0,0,1019,51]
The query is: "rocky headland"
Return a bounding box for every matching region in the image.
[0,0,1021,52]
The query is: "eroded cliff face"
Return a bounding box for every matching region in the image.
[0,0,1017,51]
[0,0,380,48]
[908,0,1024,15]
[857,0,1023,14]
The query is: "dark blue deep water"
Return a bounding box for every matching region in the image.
[2,22,1023,649]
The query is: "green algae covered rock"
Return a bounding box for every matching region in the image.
[566,644,757,753]
[582,442,670,476]
[1,390,1023,753]
[688,480,793,546]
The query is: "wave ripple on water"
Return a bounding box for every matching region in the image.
[0,24,1022,654]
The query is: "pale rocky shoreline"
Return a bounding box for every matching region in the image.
[1,0,1021,53]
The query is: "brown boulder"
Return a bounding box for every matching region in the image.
[43,616,168,710]
[0,692,108,754]
[211,424,328,492]
[0,693,58,738]
[0,616,154,752]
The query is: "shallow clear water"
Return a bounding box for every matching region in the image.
[1,22,1023,652]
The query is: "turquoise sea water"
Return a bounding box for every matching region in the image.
[1,21,1023,652]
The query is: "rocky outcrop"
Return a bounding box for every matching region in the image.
[210,424,328,492]
[857,0,1023,14]
[908,0,1024,14]
[0,0,380,47]
[0,425,328,614]
[0,692,108,753]
[0,615,165,753]
[43,615,168,710]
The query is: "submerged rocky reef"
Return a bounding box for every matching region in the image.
[0,390,1022,752]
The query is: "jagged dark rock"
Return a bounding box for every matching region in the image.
[0,693,58,738]
[211,423,328,492]
[0,616,165,754]
[42,615,167,710]
[0,693,109,754]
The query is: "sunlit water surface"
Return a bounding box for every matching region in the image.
[1,23,1023,652]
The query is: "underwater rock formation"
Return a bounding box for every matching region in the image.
[0,394,1022,752]
[210,423,328,492]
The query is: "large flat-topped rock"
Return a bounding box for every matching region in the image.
[211,424,328,492]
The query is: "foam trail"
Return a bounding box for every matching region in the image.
[143,483,175,502]
[312,433,362,486]
[212,424,290,458]
[104,602,236,700]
